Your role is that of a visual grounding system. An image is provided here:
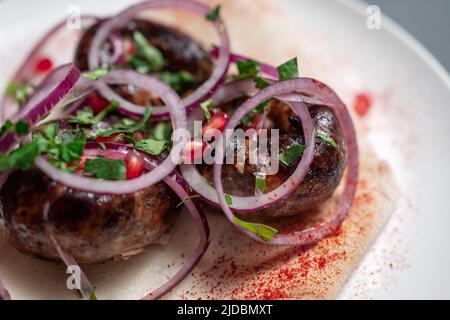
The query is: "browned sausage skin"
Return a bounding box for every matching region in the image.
[0,169,180,264]
[0,18,215,264]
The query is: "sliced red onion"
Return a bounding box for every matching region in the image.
[0,16,98,123]
[83,144,209,300]
[0,279,11,300]
[108,32,125,65]
[214,78,358,246]
[181,79,315,213]
[51,235,96,300]
[87,0,231,119]
[0,64,81,153]
[36,70,186,194]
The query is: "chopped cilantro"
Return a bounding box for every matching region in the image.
[254,76,269,89]
[128,31,164,73]
[176,195,202,208]
[236,59,259,80]
[316,132,339,151]
[200,99,213,122]
[0,120,13,137]
[83,158,126,181]
[241,100,269,127]
[277,58,299,81]
[69,101,118,125]
[60,139,85,163]
[69,108,94,125]
[225,194,233,205]
[5,81,31,105]
[0,141,40,171]
[233,216,278,241]
[0,122,87,173]
[255,176,266,192]
[279,143,306,166]
[0,119,29,138]
[15,121,29,135]
[152,122,172,142]
[134,139,166,156]
[82,68,108,80]
[157,71,196,94]
[206,4,221,21]
[89,291,97,300]
[96,108,152,137]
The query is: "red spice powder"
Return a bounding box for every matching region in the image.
[354,92,372,117]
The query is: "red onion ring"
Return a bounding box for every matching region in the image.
[0,63,81,153]
[83,143,209,300]
[0,16,98,123]
[181,78,315,213]
[214,78,358,246]
[108,32,125,65]
[87,0,231,120]
[36,69,187,194]
[0,279,11,300]
[50,236,96,300]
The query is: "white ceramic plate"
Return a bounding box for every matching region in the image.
[0,0,449,299]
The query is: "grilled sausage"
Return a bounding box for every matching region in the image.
[0,168,180,264]
[198,99,346,218]
[0,17,216,264]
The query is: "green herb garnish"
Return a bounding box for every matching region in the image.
[0,141,40,171]
[89,291,97,300]
[69,101,118,125]
[33,123,86,171]
[241,100,269,127]
[134,139,166,156]
[82,68,109,80]
[0,120,29,138]
[255,176,266,192]
[5,81,31,105]
[233,216,278,241]
[96,108,152,137]
[225,194,233,205]
[83,158,126,181]
[206,4,221,21]
[254,76,270,89]
[152,122,172,142]
[236,59,259,80]
[157,71,196,94]
[128,31,165,73]
[279,143,306,166]
[277,58,298,81]
[316,132,339,151]
[15,121,29,135]
[200,99,213,122]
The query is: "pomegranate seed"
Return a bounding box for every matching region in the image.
[202,111,229,133]
[125,150,145,179]
[123,39,136,56]
[95,133,127,144]
[354,93,372,117]
[35,57,53,74]
[74,155,86,174]
[86,92,110,114]
[182,139,207,163]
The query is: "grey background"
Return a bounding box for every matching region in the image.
[368,0,450,71]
